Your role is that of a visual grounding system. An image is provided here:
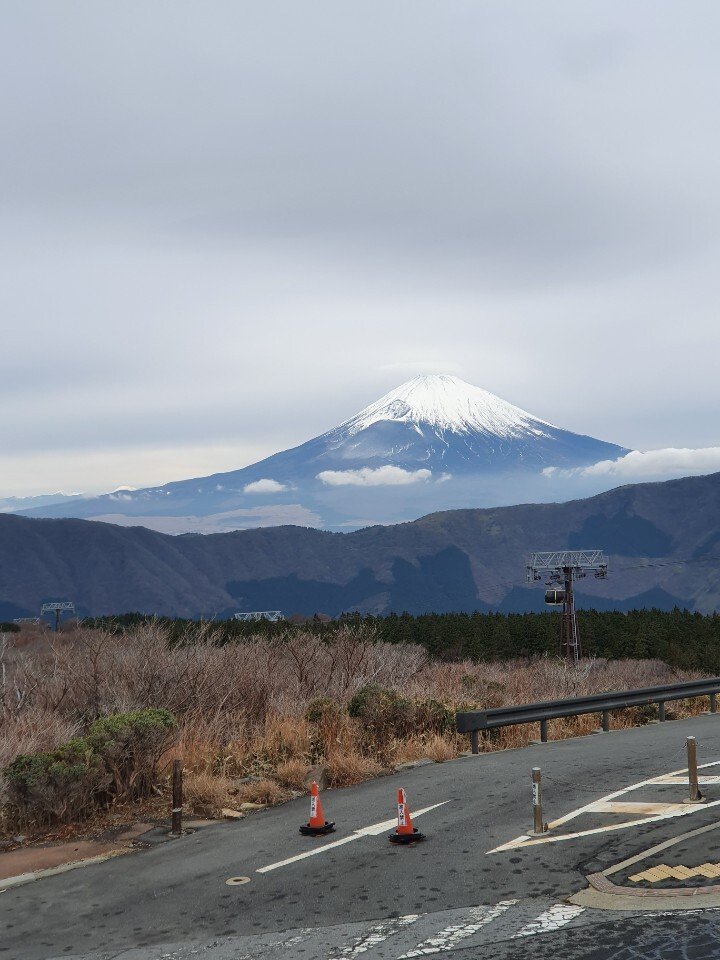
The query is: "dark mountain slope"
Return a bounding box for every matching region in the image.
[3,472,720,617]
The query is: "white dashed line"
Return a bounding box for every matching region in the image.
[327,914,421,958]
[512,904,585,938]
[397,900,518,957]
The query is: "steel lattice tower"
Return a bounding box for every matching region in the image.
[526,550,608,665]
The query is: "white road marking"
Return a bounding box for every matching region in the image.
[327,914,420,958]
[548,759,720,831]
[490,798,720,852]
[489,759,720,853]
[256,801,450,873]
[604,820,720,877]
[397,900,517,957]
[587,801,689,815]
[654,775,720,785]
[512,904,585,937]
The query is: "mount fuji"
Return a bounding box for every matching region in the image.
[20,375,631,532]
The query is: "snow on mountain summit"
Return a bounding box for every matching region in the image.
[341,375,556,439]
[18,373,632,532]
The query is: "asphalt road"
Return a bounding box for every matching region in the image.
[5,714,720,960]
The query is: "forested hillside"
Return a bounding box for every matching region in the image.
[85,608,720,674]
[5,471,720,617]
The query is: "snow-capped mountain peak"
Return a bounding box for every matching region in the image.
[340,374,556,439]
[17,374,631,533]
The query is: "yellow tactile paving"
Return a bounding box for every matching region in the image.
[629,862,720,883]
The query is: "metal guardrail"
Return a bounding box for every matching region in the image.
[456,677,720,754]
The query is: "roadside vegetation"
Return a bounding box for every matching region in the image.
[0,617,712,839]
[85,607,720,672]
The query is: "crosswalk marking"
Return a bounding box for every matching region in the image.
[327,914,420,958]
[512,903,585,938]
[63,897,594,958]
[397,900,518,957]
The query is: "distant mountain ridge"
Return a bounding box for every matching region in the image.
[18,376,630,533]
[4,471,720,619]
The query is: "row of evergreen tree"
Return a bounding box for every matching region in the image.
[82,607,720,673]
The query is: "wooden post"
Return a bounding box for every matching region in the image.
[171,759,183,835]
[602,710,610,733]
[687,737,700,803]
[711,693,717,714]
[532,767,545,834]
[540,719,548,743]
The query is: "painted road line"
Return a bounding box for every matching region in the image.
[397,900,518,957]
[489,759,720,853]
[256,801,450,873]
[587,801,690,815]
[489,797,720,852]
[654,775,720,785]
[512,904,585,938]
[603,820,720,878]
[0,850,129,891]
[327,914,420,959]
[549,759,720,831]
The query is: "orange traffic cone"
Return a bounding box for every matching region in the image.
[388,787,426,844]
[299,781,335,836]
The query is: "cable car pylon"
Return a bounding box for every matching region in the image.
[526,550,608,665]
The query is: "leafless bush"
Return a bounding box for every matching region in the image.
[0,622,710,834]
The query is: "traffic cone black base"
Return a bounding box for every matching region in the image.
[388,828,426,844]
[300,821,336,836]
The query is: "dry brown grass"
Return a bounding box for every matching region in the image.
[0,621,710,836]
[420,734,457,763]
[237,779,289,806]
[183,771,236,815]
[325,752,383,787]
[274,760,313,790]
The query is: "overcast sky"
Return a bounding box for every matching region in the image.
[3,1,720,496]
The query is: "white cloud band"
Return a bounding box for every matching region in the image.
[545,447,720,481]
[243,478,289,494]
[317,466,433,487]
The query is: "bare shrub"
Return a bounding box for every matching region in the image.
[1,621,711,834]
[0,710,79,769]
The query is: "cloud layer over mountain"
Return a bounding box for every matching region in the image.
[547,447,720,481]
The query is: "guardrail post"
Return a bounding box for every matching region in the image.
[711,693,717,714]
[171,758,183,836]
[540,719,548,743]
[602,710,610,733]
[532,767,547,835]
[471,730,479,755]
[658,701,666,722]
[687,736,701,803]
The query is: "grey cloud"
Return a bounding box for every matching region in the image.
[2,2,720,494]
